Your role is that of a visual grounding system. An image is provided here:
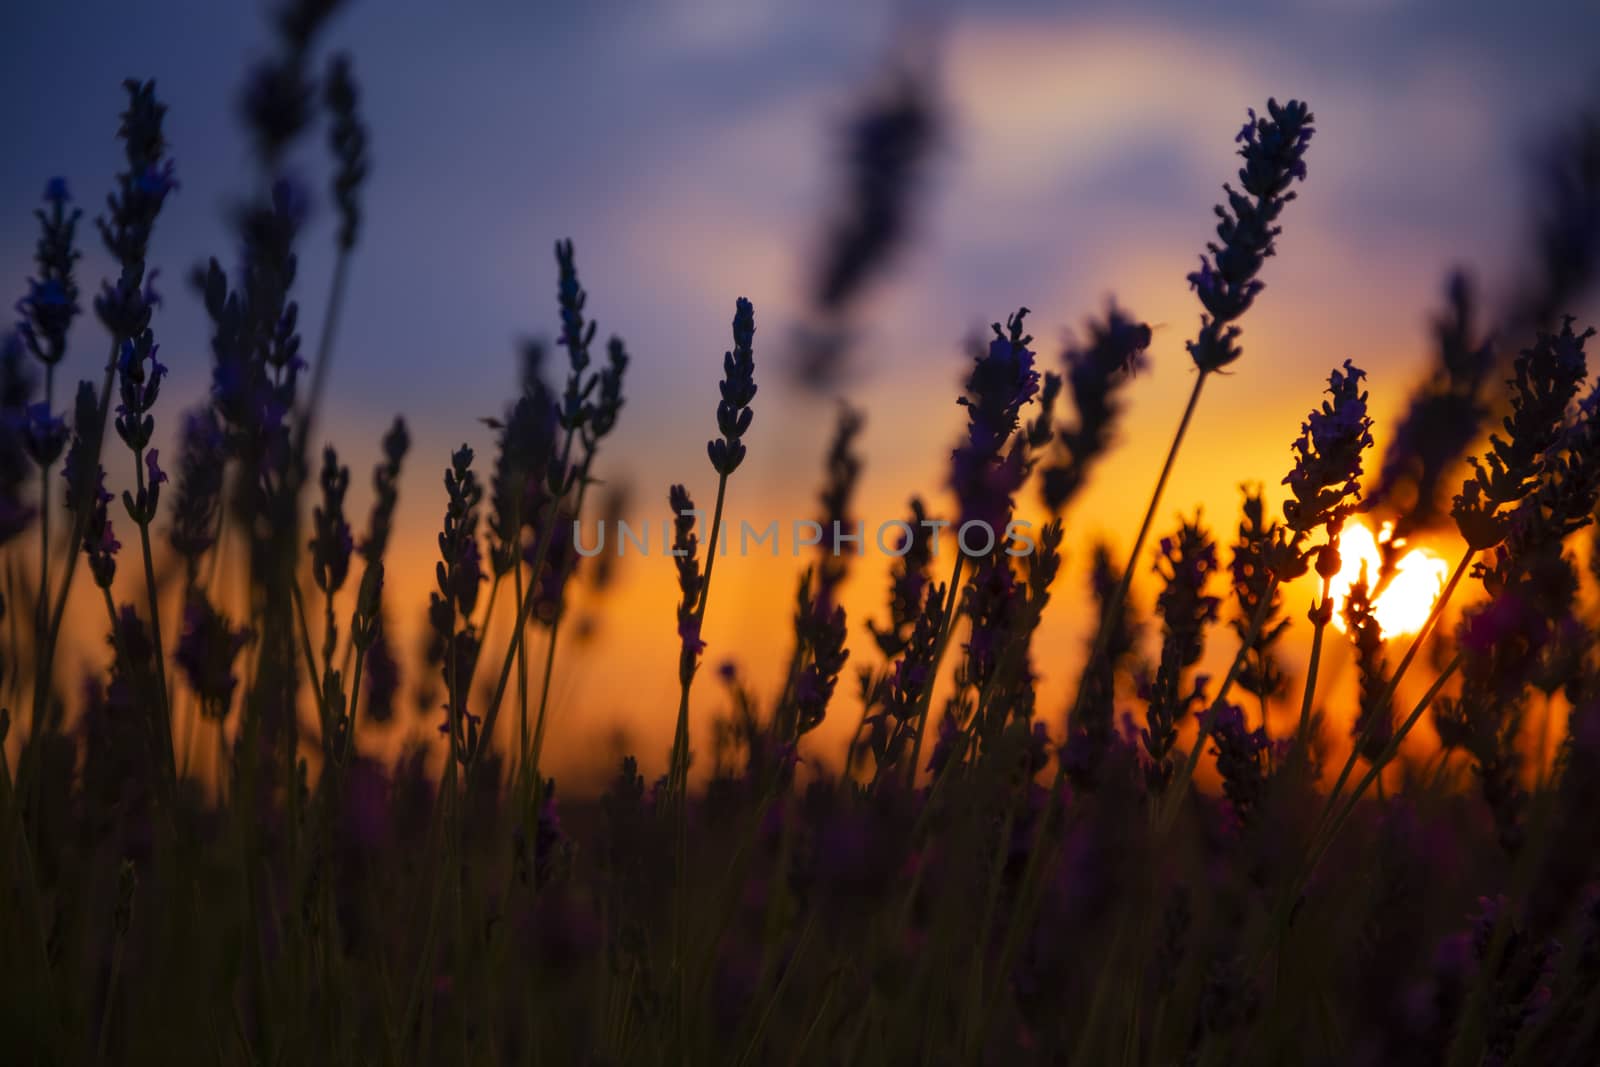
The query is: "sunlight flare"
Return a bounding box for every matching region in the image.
[1327,519,1450,638]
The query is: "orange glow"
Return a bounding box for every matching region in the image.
[1327,520,1450,639]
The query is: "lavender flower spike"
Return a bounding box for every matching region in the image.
[708,297,757,475]
[1188,98,1314,372]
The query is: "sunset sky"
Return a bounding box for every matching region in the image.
[4,0,1598,784]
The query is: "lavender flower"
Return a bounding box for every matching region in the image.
[310,446,352,595]
[0,336,36,544]
[1371,272,1495,531]
[488,394,556,576]
[1341,568,1392,764]
[1452,319,1591,549]
[59,381,101,511]
[1063,543,1144,789]
[1229,486,1289,703]
[432,445,485,760]
[113,330,167,455]
[167,407,225,565]
[16,178,82,367]
[1041,304,1152,513]
[324,54,370,250]
[1512,108,1600,333]
[669,483,702,673]
[78,467,120,589]
[1282,359,1374,535]
[815,404,864,601]
[360,416,410,565]
[95,80,176,343]
[868,497,935,660]
[1207,701,1270,821]
[1141,514,1220,791]
[708,297,757,476]
[790,575,849,741]
[22,403,68,469]
[951,309,1039,530]
[175,594,252,721]
[796,60,939,389]
[1187,98,1315,372]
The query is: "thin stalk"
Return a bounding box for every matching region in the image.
[35,365,54,695]
[1158,571,1282,832]
[1320,548,1472,818]
[1294,565,1336,754]
[133,445,175,778]
[36,337,121,735]
[297,250,351,457]
[668,468,729,797]
[1066,369,1209,729]
[475,426,579,777]
[341,643,367,768]
[979,368,1212,1049]
[1296,650,1462,901]
[526,461,594,799]
[289,577,327,720]
[93,932,127,1065]
[904,552,966,789]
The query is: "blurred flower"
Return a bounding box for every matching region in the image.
[167,407,226,565]
[16,178,82,367]
[175,593,252,721]
[1041,304,1152,513]
[310,446,353,595]
[324,53,370,250]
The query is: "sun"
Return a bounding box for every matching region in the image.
[1326,520,1450,639]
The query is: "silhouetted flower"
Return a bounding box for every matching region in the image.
[1229,485,1289,703]
[1282,360,1373,535]
[1208,701,1270,821]
[360,416,409,564]
[1187,98,1314,372]
[113,330,167,453]
[708,297,757,475]
[951,308,1039,530]
[96,79,177,287]
[1342,568,1392,764]
[868,497,935,660]
[1141,514,1220,791]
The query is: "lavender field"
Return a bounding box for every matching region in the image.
[3,1,1600,1064]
